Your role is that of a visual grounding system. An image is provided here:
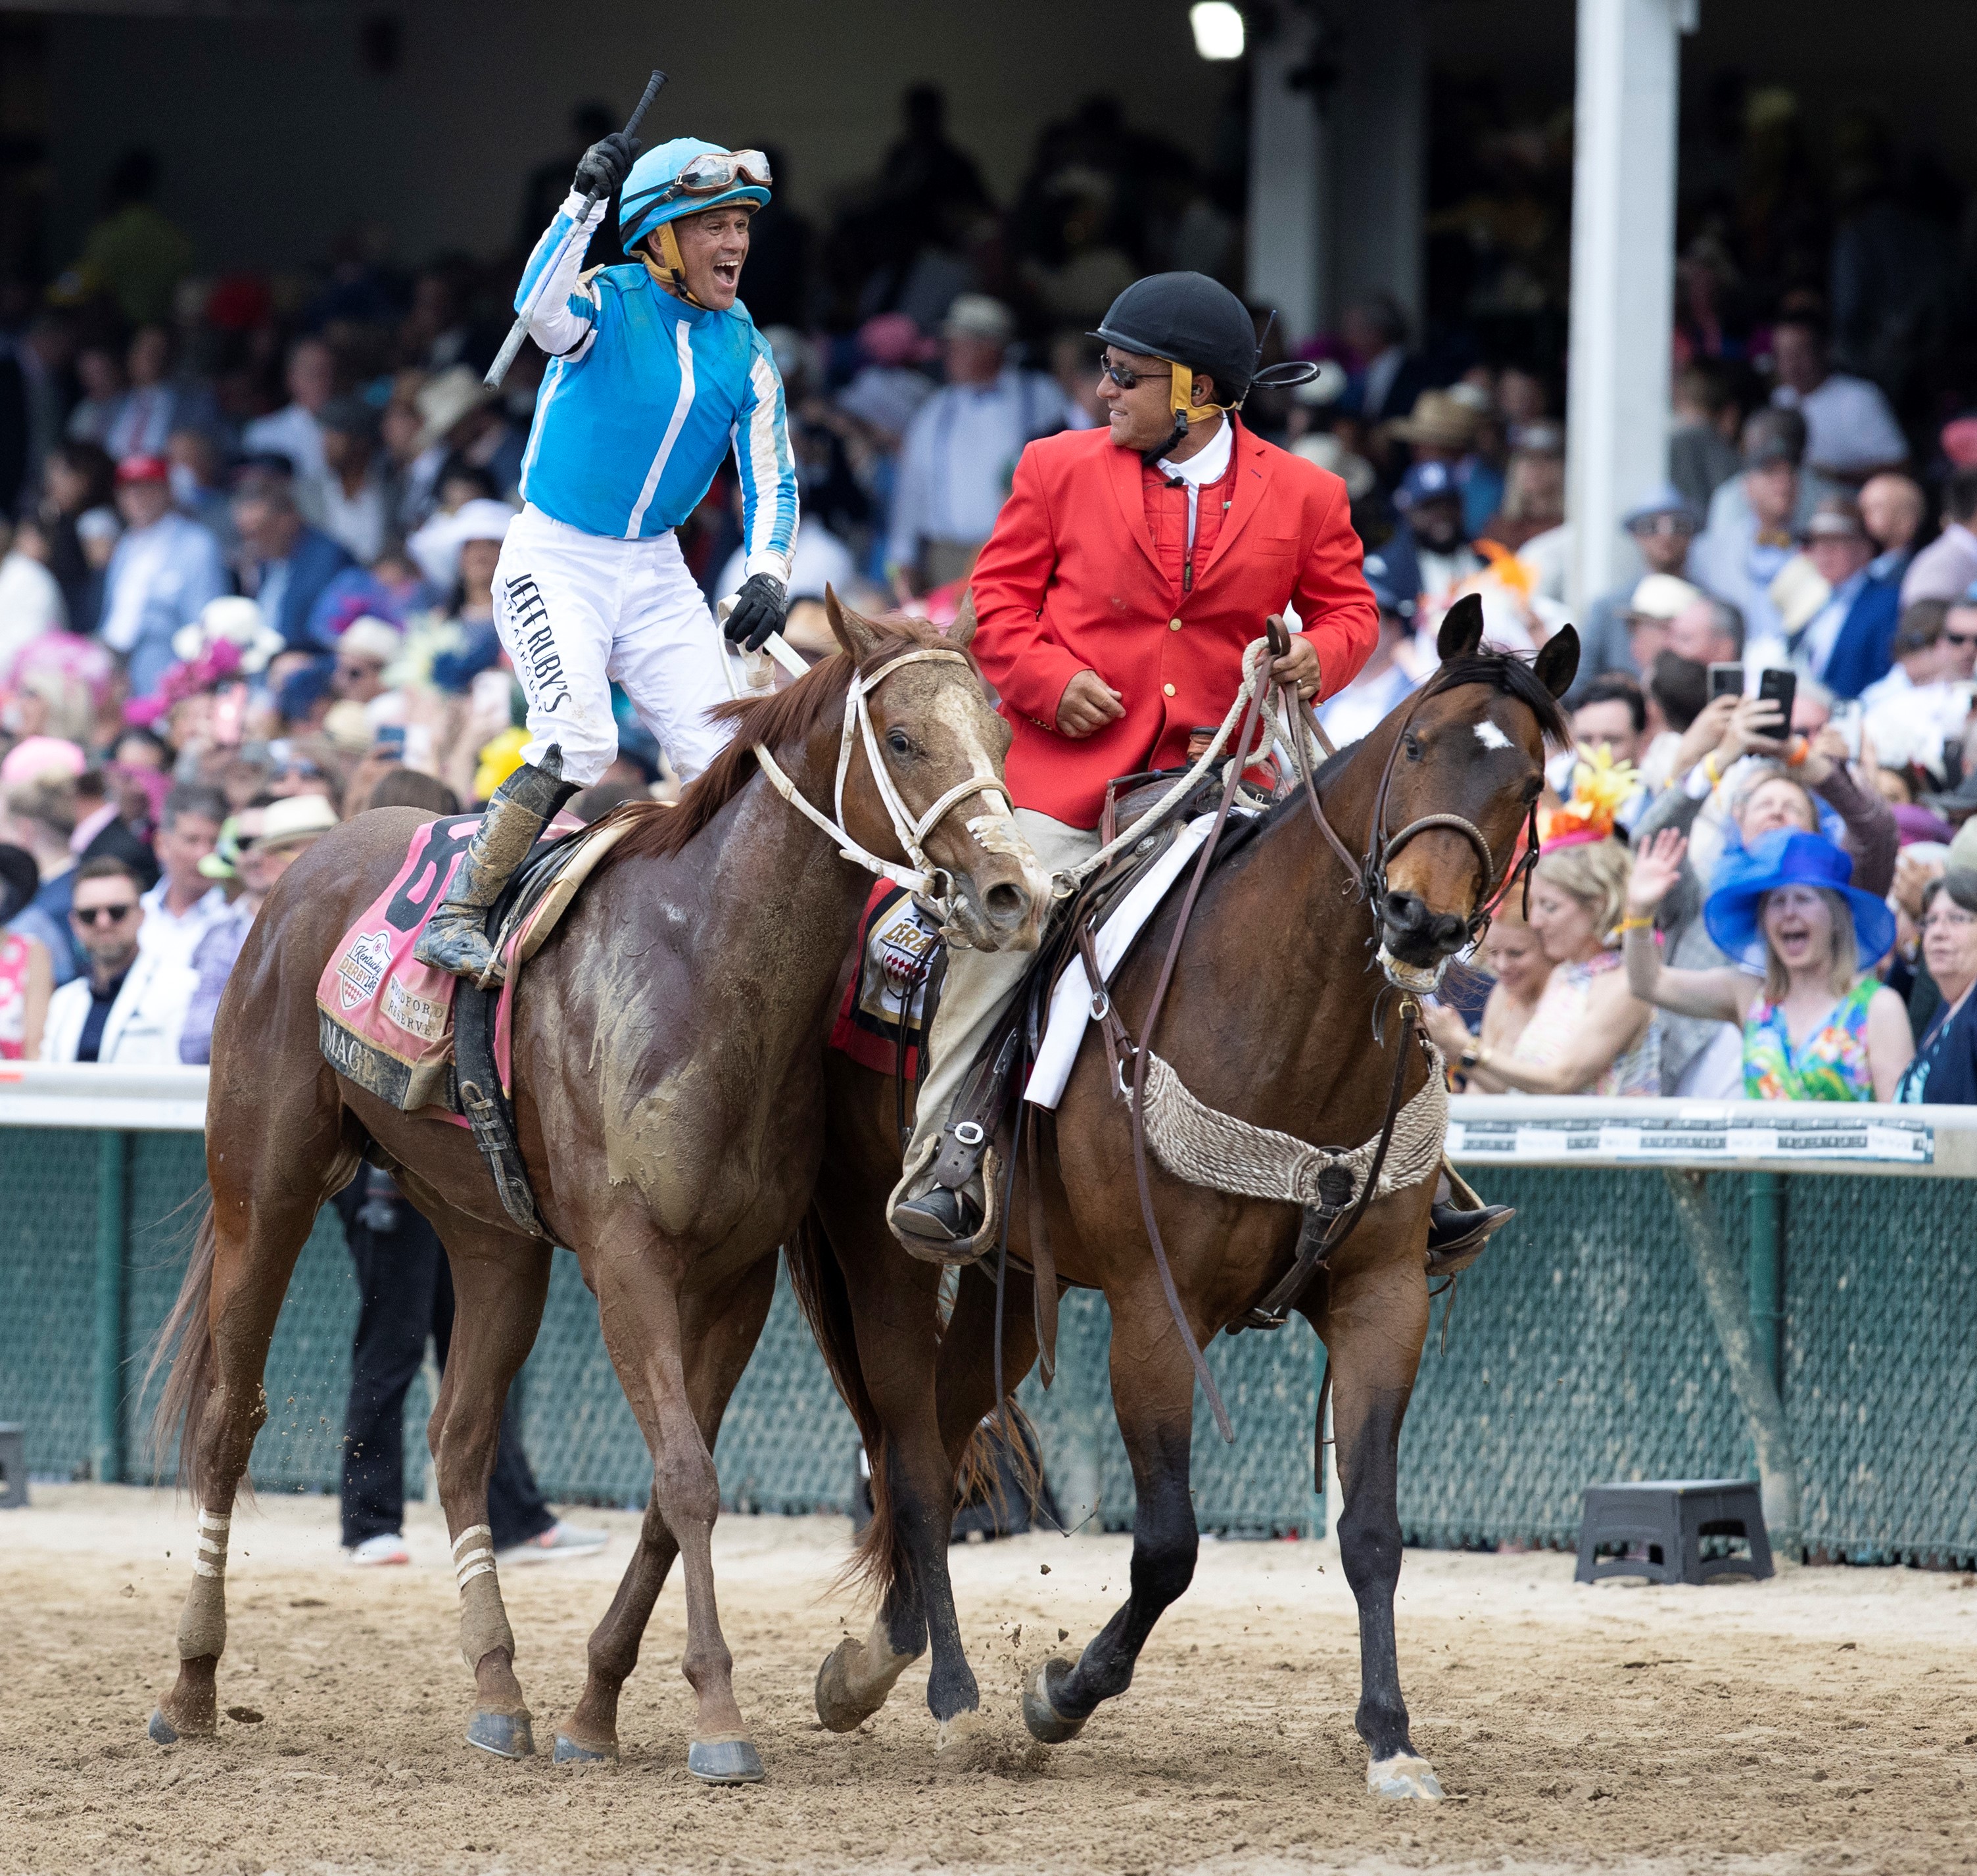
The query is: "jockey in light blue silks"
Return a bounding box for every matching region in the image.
[418,135,800,980]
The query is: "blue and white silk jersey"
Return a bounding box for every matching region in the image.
[514,193,797,581]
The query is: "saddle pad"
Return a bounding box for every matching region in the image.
[317,807,627,1115]
[828,880,944,1078]
[1024,810,1227,1111]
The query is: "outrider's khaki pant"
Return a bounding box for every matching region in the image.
[893,810,1101,1199]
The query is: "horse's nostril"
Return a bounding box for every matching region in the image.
[1384,892,1427,930]
[985,882,1028,928]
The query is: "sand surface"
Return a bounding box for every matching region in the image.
[1,1485,1972,1875]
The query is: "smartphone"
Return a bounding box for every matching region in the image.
[1830,698,1863,761]
[1707,661,1744,701]
[373,723,408,759]
[1756,667,1796,738]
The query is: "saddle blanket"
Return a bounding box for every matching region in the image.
[828,881,945,1078]
[316,808,629,1115]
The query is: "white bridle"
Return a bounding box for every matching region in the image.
[717,625,1011,903]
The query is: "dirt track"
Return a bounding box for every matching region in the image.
[1,1485,1972,1875]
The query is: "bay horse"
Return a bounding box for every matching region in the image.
[145,596,1047,1784]
[784,601,1577,1796]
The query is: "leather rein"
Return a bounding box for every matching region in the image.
[1084,623,1542,1440]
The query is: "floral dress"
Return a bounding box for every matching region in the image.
[1512,950,1662,1095]
[0,932,33,1060]
[1741,979,1878,1101]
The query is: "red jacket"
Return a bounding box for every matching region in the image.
[969,420,1379,827]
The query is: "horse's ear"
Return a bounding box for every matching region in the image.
[1436,593,1485,663]
[947,588,978,650]
[825,585,879,661]
[1534,624,1581,700]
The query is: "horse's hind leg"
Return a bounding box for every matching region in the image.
[151,1157,350,1744]
[554,1256,772,1765]
[571,1241,776,1783]
[419,1210,554,1759]
[1316,1235,1442,1802]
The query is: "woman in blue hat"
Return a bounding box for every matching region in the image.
[1623,826,1912,1100]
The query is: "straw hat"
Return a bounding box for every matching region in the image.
[414,366,498,452]
[1384,389,1481,452]
[256,793,341,852]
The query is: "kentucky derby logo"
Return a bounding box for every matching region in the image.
[338,930,394,1011]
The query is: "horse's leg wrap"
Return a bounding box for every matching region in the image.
[177,1506,230,1660]
[454,1524,515,1670]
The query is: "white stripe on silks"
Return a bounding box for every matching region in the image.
[519,358,569,488]
[743,351,796,575]
[624,321,696,539]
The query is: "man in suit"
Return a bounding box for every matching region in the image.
[890,272,1379,1247]
[231,465,356,650]
[1785,498,1902,700]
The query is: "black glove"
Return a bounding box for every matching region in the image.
[572,132,640,202]
[725,573,789,653]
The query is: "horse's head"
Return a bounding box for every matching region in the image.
[826,589,1049,952]
[1368,594,1577,991]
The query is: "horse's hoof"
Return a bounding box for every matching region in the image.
[552,1730,617,1765]
[465,1707,535,1760]
[1368,1752,1445,1802]
[147,1708,179,1746]
[814,1638,874,1733]
[934,1706,985,1754]
[687,1734,765,1785]
[1020,1657,1085,1746]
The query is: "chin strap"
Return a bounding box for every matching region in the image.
[642,224,706,307]
[1143,360,1235,466]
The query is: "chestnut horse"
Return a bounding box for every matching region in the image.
[145,598,1045,1784]
[785,603,1577,1796]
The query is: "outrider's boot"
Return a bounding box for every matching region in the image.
[414,747,575,983]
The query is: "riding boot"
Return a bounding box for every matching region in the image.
[414,748,576,984]
[890,1122,988,1246]
[1424,1159,1515,1275]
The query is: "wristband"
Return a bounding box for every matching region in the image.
[1458,1046,1479,1071]
[1617,914,1654,934]
[1785,735,1809,768]
[1702,752,1721,788]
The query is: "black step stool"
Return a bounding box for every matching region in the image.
[1575,1478,1771,1585]
[0,1424,24,1509]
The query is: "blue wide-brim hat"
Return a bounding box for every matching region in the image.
[1703,829,1895,971]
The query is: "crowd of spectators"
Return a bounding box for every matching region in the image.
[7,85,1977,1111]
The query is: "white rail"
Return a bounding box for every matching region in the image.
[5,1063,1977,1177]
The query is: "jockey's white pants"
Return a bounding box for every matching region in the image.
[492,503,733,788]
[899,811,1101,1180]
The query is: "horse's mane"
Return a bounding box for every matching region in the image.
[603,610,960,865]
[1421,644,1573,748]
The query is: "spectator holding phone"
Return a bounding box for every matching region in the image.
[1629,684,1899,1092]
[1624,827,1911,1101]
[1895,872,1977,1103]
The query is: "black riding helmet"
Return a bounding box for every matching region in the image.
[1089,272,1317,461]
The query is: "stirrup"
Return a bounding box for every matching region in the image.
[891,1182,984,1245]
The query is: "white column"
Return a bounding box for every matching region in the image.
[1247,10,1325,341]
[1564,0,1692,613]
[1329,0,1426,329]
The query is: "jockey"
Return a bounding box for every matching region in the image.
[418,135,799,980]
[890,271,1381,1246]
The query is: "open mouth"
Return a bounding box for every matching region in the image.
[1376,944,1450,993]
[711,260,740,294]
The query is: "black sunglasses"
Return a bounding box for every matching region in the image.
[1099,354,1167,391]
[74,902,137,926]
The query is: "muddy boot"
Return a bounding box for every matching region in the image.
[414,748,576,984]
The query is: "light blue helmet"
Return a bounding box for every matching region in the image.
[619,137,773,252]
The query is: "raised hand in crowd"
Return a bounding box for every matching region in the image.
[1669,692,1738,780]
[1624,827,1688,917]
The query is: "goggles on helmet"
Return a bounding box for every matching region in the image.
[663,149,773,201]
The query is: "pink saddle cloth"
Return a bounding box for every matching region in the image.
[316,809,607,1118]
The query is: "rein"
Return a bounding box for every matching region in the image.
[717,628,1010,909]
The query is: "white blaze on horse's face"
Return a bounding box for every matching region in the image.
[1473,720,1512,752]
[920,682,1047,948]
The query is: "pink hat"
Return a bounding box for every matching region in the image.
[115,453,171,485]
[0,735,87,788]
[1941,418,1977,471]
[859,313,936,368]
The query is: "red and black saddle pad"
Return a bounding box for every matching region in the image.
[828,880,945,1078]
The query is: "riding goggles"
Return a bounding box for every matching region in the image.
[663,149,773,201]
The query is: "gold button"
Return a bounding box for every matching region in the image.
[1169,617,1183,631]
[1163,683,1176,697]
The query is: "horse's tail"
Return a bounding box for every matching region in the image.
[782,1209,900,1601]
[144,1195,222,1501]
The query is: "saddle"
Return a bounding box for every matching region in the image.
[318,809,635,1237]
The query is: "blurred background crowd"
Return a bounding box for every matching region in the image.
[5,54,1977,1114]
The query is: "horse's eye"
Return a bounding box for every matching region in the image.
[1403,731,1423,761]
[1521,773,1543,803]
[886,729,913,757]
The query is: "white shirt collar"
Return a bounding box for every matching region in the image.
[1156,417,1233,487]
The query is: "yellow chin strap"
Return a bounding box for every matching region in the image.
[1170,361,1231,430]
[643,223,706,308]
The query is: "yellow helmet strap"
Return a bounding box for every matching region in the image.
[643,222,706,308]
[1168,360,1226,428]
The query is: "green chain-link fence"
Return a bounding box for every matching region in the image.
[5,1126,1971,1564]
